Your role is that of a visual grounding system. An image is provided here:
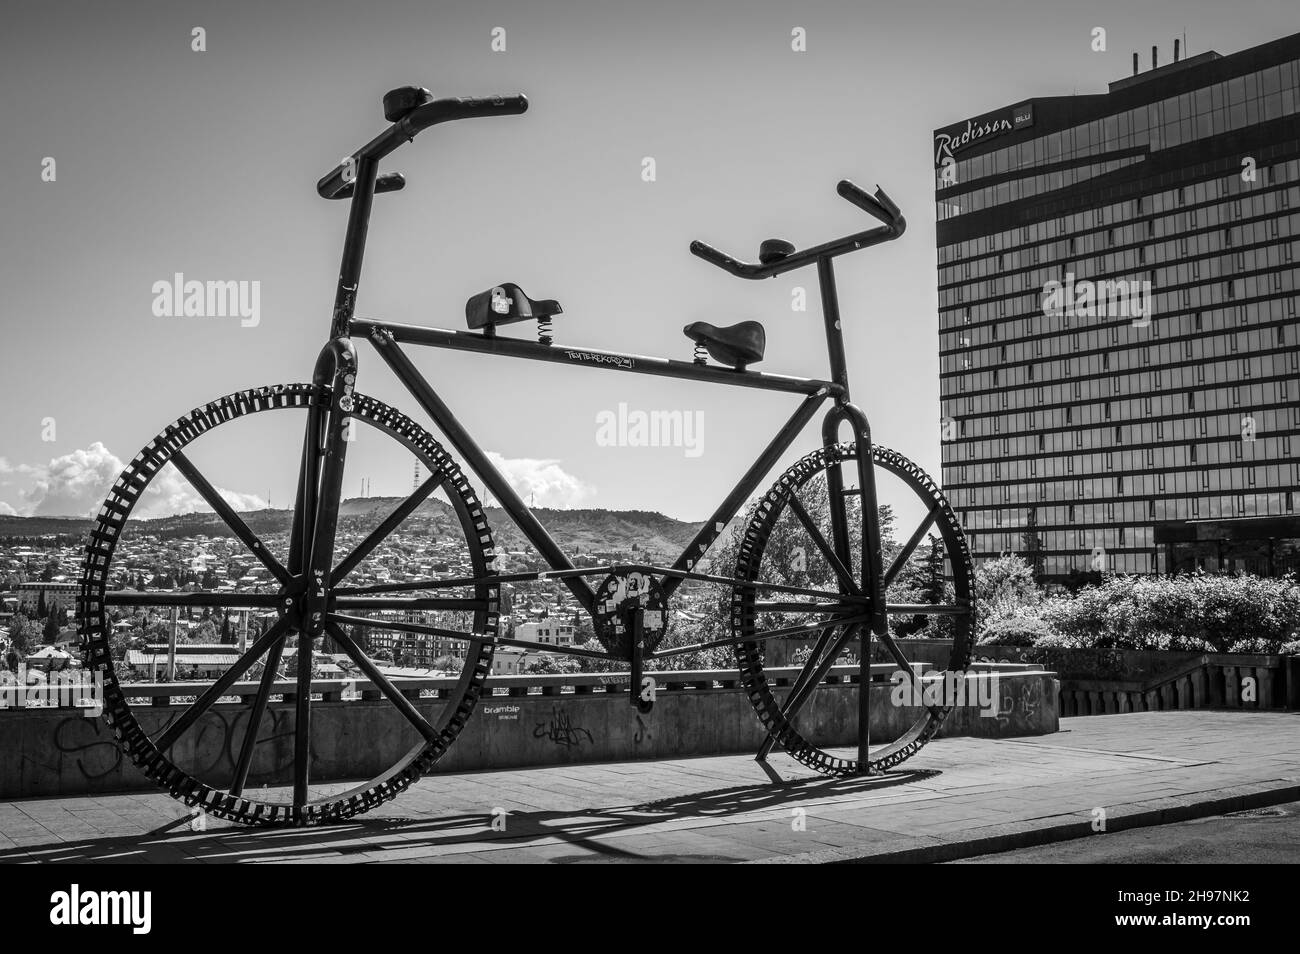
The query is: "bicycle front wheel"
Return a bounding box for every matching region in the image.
[78,383,499,825]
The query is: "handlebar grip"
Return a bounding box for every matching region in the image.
[452,93,529,118]
[407,94,529,132]
[837,180,903,230]
[690,239,743,273]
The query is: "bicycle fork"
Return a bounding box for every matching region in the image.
[822,402,886,765]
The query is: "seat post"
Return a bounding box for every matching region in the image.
[817,256,850,400]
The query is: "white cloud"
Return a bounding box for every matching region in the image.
[0,501,16,516]
[18,442,266,519]
[484,452,593,509]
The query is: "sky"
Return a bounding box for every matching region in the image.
[1,0,1297,527]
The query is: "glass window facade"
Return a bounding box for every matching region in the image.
[935,36,1300,581]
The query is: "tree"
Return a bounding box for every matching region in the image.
[6,614,32,669]
[923,538,948,605]
[1021,508,1045,583]
[974,553,1040,625]
[43,611,61,644]
[523,654,580,675]
[886,549,931,638]
[219,613,234,645]
[430,654,462,674]
[109,628,139,661]
[36,589,48,620]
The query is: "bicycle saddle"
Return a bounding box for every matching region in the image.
[465,283,563,332]
[683,320,766,370]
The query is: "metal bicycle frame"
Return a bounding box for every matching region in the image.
[300,144,888,670]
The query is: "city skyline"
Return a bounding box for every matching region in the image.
[3,1,1299,530]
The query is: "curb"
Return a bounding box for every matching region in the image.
[749,778,1300,864]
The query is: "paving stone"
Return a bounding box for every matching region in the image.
[2,711,1298,863]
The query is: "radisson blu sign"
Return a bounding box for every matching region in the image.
[934,101,1034,169]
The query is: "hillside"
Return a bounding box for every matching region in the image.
[0,501,703,557]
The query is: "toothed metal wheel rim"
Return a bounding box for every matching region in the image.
[77,383,499,826]
[732,442,975,777]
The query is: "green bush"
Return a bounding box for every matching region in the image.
[977,614,1055,647]
[1035,573,1300,653]
[974,554,1040,619]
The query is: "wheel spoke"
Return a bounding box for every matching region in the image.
[154,617,291,752]
[773,624,860,729]
[885,602,968,616]
[882,505,939,589]
[652,565,867,603]
[230,633,286,797]
[786,493,859,595]
[752,600,862,615]
[335,576,486,595]
[333,596,489,612]
[654,613,869,660]
[327,611,486,643]
[325,622,439,744]
[495,634,612,660]
[292,636,312,818]
[756,622,849,759]
[103,591,283,609]
[169,450,290,586]
[332,473,442,582]
[875,629,917,676]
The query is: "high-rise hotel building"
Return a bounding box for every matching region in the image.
[936,32,1300,582]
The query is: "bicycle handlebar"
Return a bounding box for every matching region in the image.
[317,94,529,200]
[690,181,906,279]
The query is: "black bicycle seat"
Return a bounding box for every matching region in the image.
[683,320,766,370]
[465,283,563,331]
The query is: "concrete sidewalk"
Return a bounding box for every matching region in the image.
[1,710,1297,864]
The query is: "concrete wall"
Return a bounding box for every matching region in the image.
[0,672,1058,800]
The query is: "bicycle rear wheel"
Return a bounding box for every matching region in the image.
[732,442,975,775]
[78,383,498,825]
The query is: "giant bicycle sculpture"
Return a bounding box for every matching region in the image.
[79,87,975,825]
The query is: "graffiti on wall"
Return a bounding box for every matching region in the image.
[533,706,593,748]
